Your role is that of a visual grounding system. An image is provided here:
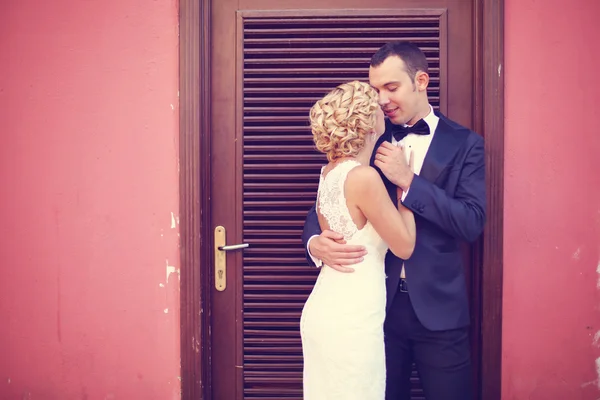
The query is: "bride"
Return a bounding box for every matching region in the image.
[300,81,416,400]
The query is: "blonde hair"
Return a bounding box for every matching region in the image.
[310,81,380,162]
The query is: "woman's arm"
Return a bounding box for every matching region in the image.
[347,166,416,260]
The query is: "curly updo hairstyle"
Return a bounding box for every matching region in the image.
[310,81,380,162]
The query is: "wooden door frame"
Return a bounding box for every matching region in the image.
[178,0,504,398]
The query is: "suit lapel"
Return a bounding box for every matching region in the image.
[370,126,398,203]
[372,113,467,197]
[418,112,465,184]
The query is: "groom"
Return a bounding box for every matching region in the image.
[301,41,486,400]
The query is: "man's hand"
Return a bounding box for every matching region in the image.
[374,142,414,190]
[309,230,367,273]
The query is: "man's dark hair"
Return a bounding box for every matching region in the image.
[370,42,429,80]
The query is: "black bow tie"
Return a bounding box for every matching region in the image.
[391,119,430,141]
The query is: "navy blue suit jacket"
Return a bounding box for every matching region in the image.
[301,111,486,331]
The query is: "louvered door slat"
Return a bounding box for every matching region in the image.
[242,12,445,400]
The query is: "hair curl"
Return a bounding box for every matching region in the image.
[310,81,380,162]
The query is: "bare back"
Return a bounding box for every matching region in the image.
[317,159,416,260]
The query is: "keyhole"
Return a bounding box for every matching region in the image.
[218,270,223,279]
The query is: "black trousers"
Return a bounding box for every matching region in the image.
[384,290,472,400]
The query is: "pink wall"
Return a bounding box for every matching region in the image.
[503,0,600,399]
[0,1,181,399]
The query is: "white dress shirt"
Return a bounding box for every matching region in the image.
[395,105,439,201]
[308,105,439,274]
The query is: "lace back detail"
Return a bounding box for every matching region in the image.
[317,160,361,241]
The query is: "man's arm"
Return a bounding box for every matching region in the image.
[301,204,367,272]
[301,205,322,267]
[403,135,486,242]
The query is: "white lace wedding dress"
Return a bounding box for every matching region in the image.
[300,160,389,400]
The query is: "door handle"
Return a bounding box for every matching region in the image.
[214,225,249,292]
[218,243,249,251]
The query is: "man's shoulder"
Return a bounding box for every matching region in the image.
[437,113,483,146]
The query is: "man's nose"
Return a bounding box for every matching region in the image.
[378,93,389,106]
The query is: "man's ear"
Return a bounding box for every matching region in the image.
[415,71,429,92]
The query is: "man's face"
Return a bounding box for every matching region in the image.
[369,56,422,126]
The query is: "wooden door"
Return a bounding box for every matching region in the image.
[210,1,477,398]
